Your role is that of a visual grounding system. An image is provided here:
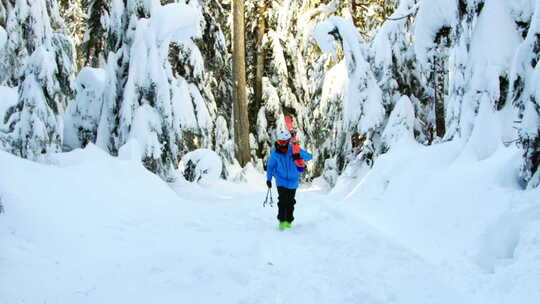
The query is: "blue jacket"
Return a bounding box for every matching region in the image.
[266,145,313,189]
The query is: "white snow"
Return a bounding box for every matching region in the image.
[381,95,416,150]
[1,1,540,303]
[465,94,503,160]
[508,0,535,22]
[318,61,347,118]
[1,139,539,303]
[98,0,205,178]
[188,83,212,131]
[313,16,384,133]
[414,0,458,66]
[0,85,18,126]
[130,104,162,160]
[150,3,202,44]
[469,0,521,91]
[332,139,540,304]
[0,26,7,50]
[64,67,107,150]
[118,138,143,162]
[171,78,198,130]
[76,67,107,93]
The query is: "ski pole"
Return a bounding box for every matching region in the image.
[263,188,274,207]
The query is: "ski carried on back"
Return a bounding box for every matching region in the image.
[284,115,306,173]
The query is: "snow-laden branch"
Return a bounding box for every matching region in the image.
[312,17,384,134]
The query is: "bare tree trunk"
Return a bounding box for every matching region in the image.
[254,1,266,112]
[252,0,267,159]
[434,48,446,138]
[232,0,251,167]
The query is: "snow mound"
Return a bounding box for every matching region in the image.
[0,147,185,303]
[332,139,539,303]
[179,149,222,183]
[50,143,112,167]
[336,141,522,261]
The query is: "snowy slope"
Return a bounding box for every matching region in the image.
[331,139,540,303]
[1,141,539,303]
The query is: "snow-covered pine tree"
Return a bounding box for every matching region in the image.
[252,0,306,159]
[445,0,479,140]
[5,43,71,160]
[64,67,106,149]
[168,0,227,153]
[166,0,237,177]
[370,0,417,119]
[313,16,385,176]
[414,0,458,142]
[351,0,398,39]
[251,0,350,177]
[81,0,109,67]
[509,0,540,188]
[109,1,205,180]
[194,0,237,177]
[0,0,75,160]
[197,0,233,119]
[381,95,416,152]
[299,1,357,178]
[0,0,73,88]
[62,0,117,152]
[244,0,389,179]
[59,0,86,70]
[460,0,520,161]
[66,0,238,180]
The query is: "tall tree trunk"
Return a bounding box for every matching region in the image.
[252,0,266,158]
[232,0,251,167]
[254,1,266,115]
[434,47,446,139]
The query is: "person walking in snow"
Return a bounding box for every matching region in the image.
[266,130,313,230]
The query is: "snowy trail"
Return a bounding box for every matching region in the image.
[2,147,538,303]
[0,153,461,304]
[161,184,465,304]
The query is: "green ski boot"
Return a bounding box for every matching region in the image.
[285,221,292,229]
[278,221,287,231]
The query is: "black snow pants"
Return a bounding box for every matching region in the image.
[277,187,297,222]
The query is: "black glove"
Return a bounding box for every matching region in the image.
[266,180,272,188]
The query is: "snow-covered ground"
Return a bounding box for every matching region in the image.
[1,142,539,303]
